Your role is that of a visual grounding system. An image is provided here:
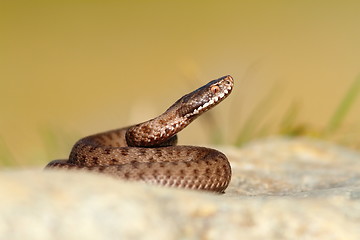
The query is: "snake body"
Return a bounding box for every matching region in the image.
[46,75,234,193]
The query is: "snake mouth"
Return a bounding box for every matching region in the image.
[180,75,234,119]
[126,75,234,147]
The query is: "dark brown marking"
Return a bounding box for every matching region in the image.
[89,147,97,153]
[80,144,88,151]
[155,149,163,157]
[222,164,230,175]
[158,119,166,125]
[131,161,139,168]
[174,180,181,186]
[98,166,106,172]
[139,148,147,156]
[141,125,151,134]
[165,128,171,134]
[121,149,129,156]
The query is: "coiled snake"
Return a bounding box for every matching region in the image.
[46,75,234,193]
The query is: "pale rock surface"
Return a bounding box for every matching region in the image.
[1,137,360,240]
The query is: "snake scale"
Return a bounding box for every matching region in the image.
[45,75,234,193]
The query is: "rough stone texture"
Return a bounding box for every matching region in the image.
[1,137,360,240]
[224,137,360,196]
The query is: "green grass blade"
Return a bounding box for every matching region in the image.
[325,75,360,134]
[234,86,280,146]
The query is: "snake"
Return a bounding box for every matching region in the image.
[45,75,234,193]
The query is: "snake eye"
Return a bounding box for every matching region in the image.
[210,85,220,94]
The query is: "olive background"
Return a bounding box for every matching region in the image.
[1,1,360,165]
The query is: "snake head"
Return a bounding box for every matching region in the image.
[127,75,234,147]
[173,75,234,121]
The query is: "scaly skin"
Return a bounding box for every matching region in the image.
[45,75,234,193]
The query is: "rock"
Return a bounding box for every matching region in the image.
[224,137,360,196]
[1,137,360,240]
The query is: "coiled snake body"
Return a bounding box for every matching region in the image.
[46,75,234,193]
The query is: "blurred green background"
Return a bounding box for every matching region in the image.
[1,1,360,166]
